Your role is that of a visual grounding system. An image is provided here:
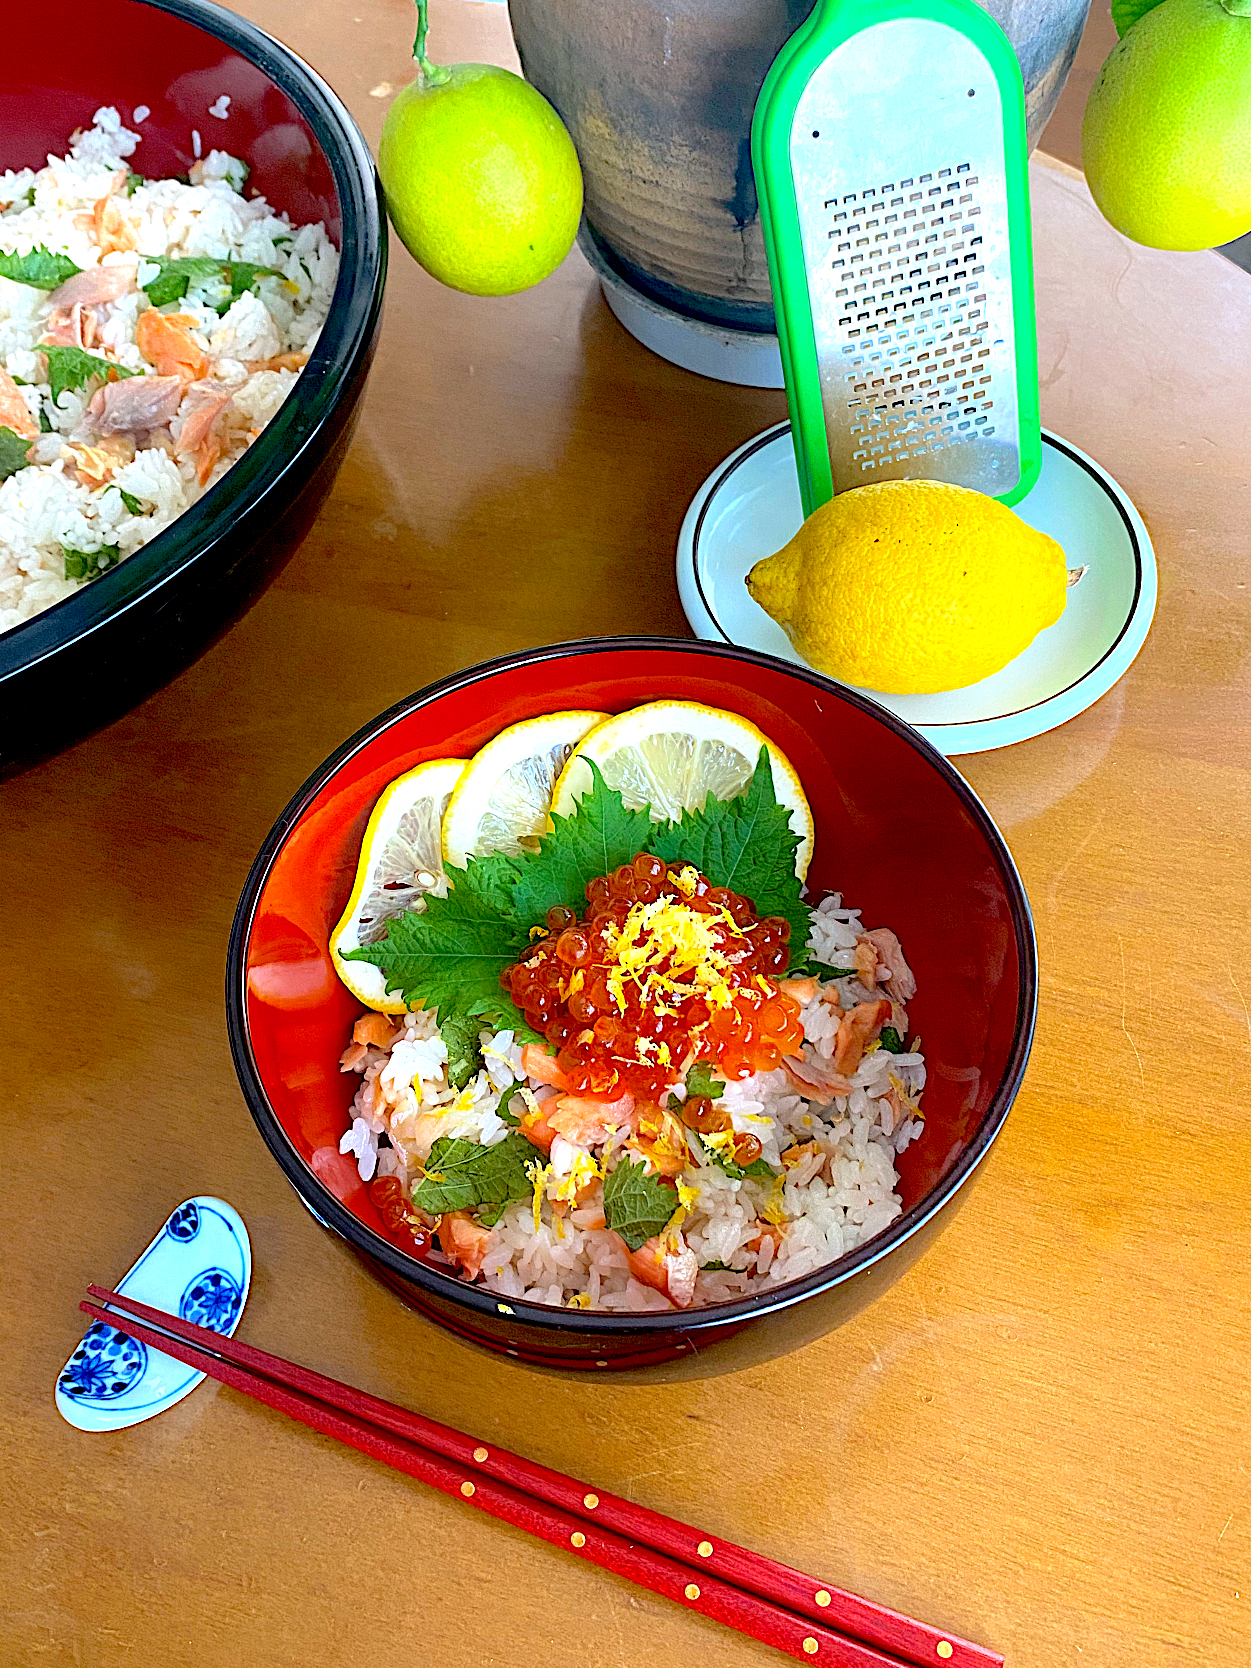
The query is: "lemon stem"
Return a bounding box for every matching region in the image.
[412,0,451,85]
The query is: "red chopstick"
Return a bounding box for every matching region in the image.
[83,1287,999,1668]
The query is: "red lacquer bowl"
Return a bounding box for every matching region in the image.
[227,640,1037,1376]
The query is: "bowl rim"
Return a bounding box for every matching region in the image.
[0,0,387,679]
[227,636,1038,1335]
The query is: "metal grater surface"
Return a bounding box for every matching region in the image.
[790,18,1021,497]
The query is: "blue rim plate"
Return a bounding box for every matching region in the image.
[676,424,1158,756]
[56,1197,251,1431]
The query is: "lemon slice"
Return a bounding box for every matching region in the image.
[330,757,469,1011]
[441,710,609,866]
[550,700,814,878]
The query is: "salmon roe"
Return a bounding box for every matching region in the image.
[499,855,805,1098]
[368,1176,432,1256]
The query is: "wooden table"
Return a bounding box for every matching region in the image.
[3,4,1249,1664]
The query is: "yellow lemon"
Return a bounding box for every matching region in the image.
[745,480,1068,695]
[330,757,468,1011]
[1082,0,1251,251]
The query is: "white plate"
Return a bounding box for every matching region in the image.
[676,424,1157,755]
[56,1197,251,1432]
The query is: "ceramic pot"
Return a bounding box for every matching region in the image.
[510,0,1089,329]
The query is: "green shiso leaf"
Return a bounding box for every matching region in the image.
[787,958,856,980]
[113,485,144,515]
[410,1133,539,1219]
[505,761,655,926]
[439,1011,484,1092]
[495,1083,523,1127]
[684,1061,724,1100]
[648,747,811,962]
[62,543,120,582]
[139,252,279,309]
[0,426,34,482]
[602,1158,678,1252]
[0,246,80,290]
[41,345,136,404]
[878,1026,907,1054]
[139,254,224,306]
[342,867,542,1044]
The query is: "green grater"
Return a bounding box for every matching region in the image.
[751,0,1041,519]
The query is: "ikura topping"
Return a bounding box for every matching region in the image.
[368,1175,432,1257]
[499,855,805,1099]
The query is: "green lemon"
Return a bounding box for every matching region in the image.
[378,52,583,297]
[1082,0,1251,251]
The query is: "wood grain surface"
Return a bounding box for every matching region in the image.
[2,4,1248,1666]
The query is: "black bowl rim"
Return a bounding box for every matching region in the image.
[227,636,1038,1336]
[0,0,387,679]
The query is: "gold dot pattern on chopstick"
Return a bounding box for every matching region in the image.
[815,1591,831,1607]
[583,1493,599,1509]
[684,1584,700,1602]
[803,1639,819,1655]
[473,1447,488,1463]
[460,1481,475,1498]
[697,1540,714,1557]
[570,1531,586,1548]
[937,1646,953,1660]
[496,1303,514,1314]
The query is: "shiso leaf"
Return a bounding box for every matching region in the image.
[0,426,34,482]
[410,1133,539,1219]
[342,874,542,1044]
[439,1011,484,1091]
[602,1158,678,1252]
[648,748,810,959]
[41,345,136,404]
[62,543,120,581]
[505,761,655,926]
[684,1061,724,1100]
[0,245,81,290]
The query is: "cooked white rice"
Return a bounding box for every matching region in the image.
[339,894,925,1313]
[0,107,338,632]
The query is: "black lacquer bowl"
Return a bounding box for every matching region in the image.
[0,0,386,771]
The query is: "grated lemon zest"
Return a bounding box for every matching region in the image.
[551,1150,600,1206]
[526,1159,551,1231]
[567,1292,592,1309]
[761,1173,788,1226]
[528,924,549,941]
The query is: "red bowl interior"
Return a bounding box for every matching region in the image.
[7,0,340,239]
[237,642,1032,1274]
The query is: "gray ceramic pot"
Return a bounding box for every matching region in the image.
[510,0,1089,330]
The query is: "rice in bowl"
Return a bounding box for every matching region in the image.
[0,107,337,631]
[339,893,925,1314]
